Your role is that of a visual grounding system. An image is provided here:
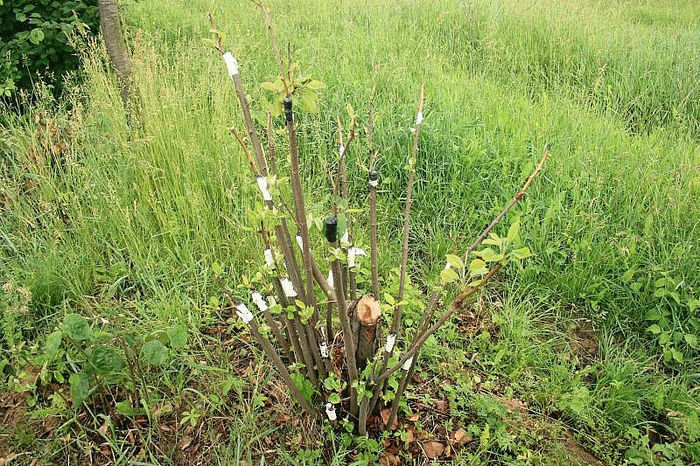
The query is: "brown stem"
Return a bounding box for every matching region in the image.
[284,98,316,310]
[385,292,439,427]
[369,85,424,413]
[254,1,290,96]
[331,255,359,418]
[367,94,380,299]
[215,277,317,416]
[230,126,257,173]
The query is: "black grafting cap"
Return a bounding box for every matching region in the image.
[324,216,338,243]
[283,95,293,122]
[369,170,378,182]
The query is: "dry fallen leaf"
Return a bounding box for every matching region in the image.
[423,441,445,459]
[379,453,400,465]
[407,412,420,422]
[453,427,473,445]
[380,408,398,430]
[98,418,110,435]
[177,436,193,451]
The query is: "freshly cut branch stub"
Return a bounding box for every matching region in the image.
[354,294,382,369]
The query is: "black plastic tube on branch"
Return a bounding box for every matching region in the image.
[283,96,293,123]
[324,216,338,243]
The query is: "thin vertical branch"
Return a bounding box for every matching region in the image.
[215,278,317,417]
[253,1,290,96]
[394,83,425,336]
[367,92,380,299]
[208,14,267,175]
[369,85,424,413]
[325,217,360,418]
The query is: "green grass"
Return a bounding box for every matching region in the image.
[1,0,698,463]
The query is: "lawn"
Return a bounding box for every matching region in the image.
[1,0,698,464]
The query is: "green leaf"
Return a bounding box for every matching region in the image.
[211,262,222,276]
[384,293,395,306]
[476,248,503,262]
[140,340,169,366]
[62,314,91,342]
[305,79,326,90]
[297,88,320,113]
[69,373,90,406]
[115,400,142,417]
[44,331,63,361]
[482,233,502,247]
[506,220,520,242]
[290,372,315,405]
[469,259,488,276]
[201,38,218,49]
[647,324,662,335]
[167,325,188,350]
[89,346,125,374]
[512,247,532,260]
[328,392,341,404]
[445,254,464,270]
[671,348,683,363]
[440,267,459,285]
[29,28,44,45]
[683,334,697,348]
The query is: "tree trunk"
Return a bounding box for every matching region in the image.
[98,0,132,122]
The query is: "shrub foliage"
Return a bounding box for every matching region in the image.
[0,0,99,98]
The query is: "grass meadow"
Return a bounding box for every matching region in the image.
[1,0,698,464]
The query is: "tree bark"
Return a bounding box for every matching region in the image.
[98,0,132,122]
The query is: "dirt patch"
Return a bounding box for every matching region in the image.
[568,319,599,362]
[0,392,27,429]
[563,434,603,466]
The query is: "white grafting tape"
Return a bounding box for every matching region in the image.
[235,303,253,324]
[251,291,268,312]
[347,247,356,268]
[339,145,345,156]
[416,111,423,125]
[385,333,397,353]
[255,175,273,201]
[445,262,451,269]
[281,278,297,298]
[296,235,304,251]
[325,403,337,421]
[348,247,366,268]
[369,179,379,188]
[264,248,275,268]
[319,341,329,358]
[223,52,239,76]
[327,269,334,288]
[402,356,414,371]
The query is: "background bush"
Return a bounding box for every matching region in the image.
[0,0,99,99]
